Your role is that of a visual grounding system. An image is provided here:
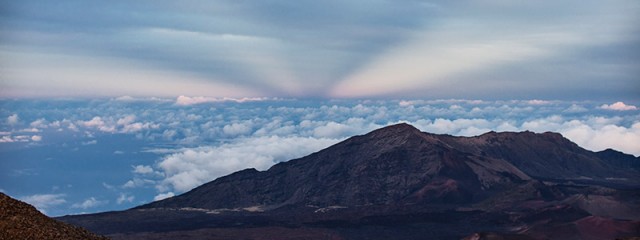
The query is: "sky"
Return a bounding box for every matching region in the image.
[1,0,639,99]
[0,1,639,217]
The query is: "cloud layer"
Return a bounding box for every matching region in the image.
[2,98,639,216]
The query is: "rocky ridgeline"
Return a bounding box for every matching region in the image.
[0,192,107,240]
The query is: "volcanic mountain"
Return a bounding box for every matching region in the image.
[0,192,107,240]
[60,123,640,240]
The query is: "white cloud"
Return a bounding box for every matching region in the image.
[116,193,135,204]
[153,192,175,201]
[600,101,638,111]
[20,128,40,133]
[81,139,97,145]
[71,197,107,209]
[407,116,640,155]
[556,121,640,156]
[19,194,66,214]
[79,117,116,133]
[412,118,494,136]
[527,99,551,105]
[157,136,339,192]
[30,135,42,142]
[312,122,351,138]
[132,165,154,174]
[7,114,19,125]
[222,121,253,137]
[0,136,14,143]
[564,104,588,113]
[175,96,270,106]
[122,178,155,189]
[310,118,382,139]
[30,118,48,128]
[1,135,32,143]
[117,115,136,126]
[102,182,115,190]
[113,96,172,102]
[77,115,157,134]
[120,122,158,133]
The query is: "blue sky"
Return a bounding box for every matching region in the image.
[1,0,639,99]
[0,1,639,216]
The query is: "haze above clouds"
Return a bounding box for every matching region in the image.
[1,1,639,99]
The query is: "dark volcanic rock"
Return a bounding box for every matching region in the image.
[0,192,107,240]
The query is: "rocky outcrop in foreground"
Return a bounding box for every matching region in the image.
[0,192,107,240]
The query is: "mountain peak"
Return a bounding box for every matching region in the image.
[371,122,421,134]
[138,123,640,211]
[364,122,424,141]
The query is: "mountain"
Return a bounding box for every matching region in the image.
[141,123,637,210]
[0,192,107,240]
[59,123,640,240]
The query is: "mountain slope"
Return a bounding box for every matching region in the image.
[141,123,535,210]
[0,192,107,240]
[141,123,638,210]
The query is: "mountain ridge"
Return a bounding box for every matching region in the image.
[139,123,638,210]
[0,193,107,240]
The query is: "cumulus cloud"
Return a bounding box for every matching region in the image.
[132,165,154,174]
[116,193,135,204]
[311,119,381,138]
[600,102,638,111]
[30,119,48,128]
[71,197,107,209]
[76,115,158,134]
[117,115,136,126]
[153,192,175,201]
[538,119,640,156]
[222,121,253,137]
[407,116,640,156]
[20,194,66,214]
[156,136,339,192]
[79,117,116,133]
[0,136,14,143]
[0,135,41,143]
[6,114,19,125]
